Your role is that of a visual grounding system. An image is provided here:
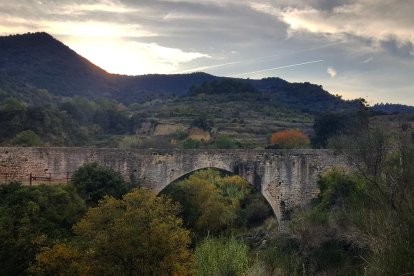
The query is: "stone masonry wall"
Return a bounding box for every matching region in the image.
[0,147,348,227]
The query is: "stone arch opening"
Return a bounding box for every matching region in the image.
[159,167,278,229]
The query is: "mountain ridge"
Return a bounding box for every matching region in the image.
[0,32,386,148]
[0,32,360,114]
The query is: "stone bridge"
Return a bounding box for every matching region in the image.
[0,147,348,227]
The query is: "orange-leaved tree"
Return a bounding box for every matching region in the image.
[269,129,310,149]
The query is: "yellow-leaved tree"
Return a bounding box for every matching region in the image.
[162,169,252,238]
[30,189,193,276]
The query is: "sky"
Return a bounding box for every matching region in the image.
[0,0,413,105]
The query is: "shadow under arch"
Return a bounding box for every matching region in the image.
[159,166,278,229]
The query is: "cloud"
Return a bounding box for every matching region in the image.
[327,66,337,78]
[253,0,414,56]
[66,37,210,75]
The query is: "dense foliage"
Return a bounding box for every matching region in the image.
[162,169,276,275]
[269,129,310,149]
[195,237,249,276]
[162,169,260,238]
[0,104,89,146]
[312,109,369,148]
[0,182,85,275]
[71,162,130,205]
[31,189,193,276]
[373,102,414,114]
[189,79,256,95]
[253,129,414,275]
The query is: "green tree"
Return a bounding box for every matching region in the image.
[312,110,368,148]
[71,162,129,205]
[191,113,213,131]
[0,97,26,111]
[0,182,85,275]
[163,169,253,238]
[31,189,193,276]
[10,130,44,146]
[166,174,235,235]
[208,135,239,149]
[60,96,97,125]
[0,106,90,146]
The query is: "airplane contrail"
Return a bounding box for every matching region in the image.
[178,61,242,74]
[228,60,325,77]
[177,54,280,74]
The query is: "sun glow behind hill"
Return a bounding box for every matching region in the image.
[62,36,210,76]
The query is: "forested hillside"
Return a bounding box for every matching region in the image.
[1,32,362,110]
[0,32,410,149]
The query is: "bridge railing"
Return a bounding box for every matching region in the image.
[0,172,74,185]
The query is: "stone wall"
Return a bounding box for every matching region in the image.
[0,147,348,227]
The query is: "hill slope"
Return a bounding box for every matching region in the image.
[0,32,118,98]
[0,32,377,148]
[0,32,363,114]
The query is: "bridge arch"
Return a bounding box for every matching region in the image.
[159,167,278,229]
[156,165,285,227]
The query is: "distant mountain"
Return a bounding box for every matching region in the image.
[0,32,361,113]
[372,103,414,115]
[114,72,219,102]
[0,32,117,98]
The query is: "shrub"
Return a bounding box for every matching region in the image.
[208,135,239,149]
[118,135,141,149]
[259,235,302,276]
[317,168,364,210]
[195,237,249,276]
[269,129,309,149]
[238,193,273,227]
[71,163,129,205]
[163,171,236,236]
[183,139,201,149]
[10,130,44,146]
[162,169,255,238]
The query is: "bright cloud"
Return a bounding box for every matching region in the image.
[327,66,337,78]
[65,37,210,75]
[254,0,414,48]
[50,21,155,38]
